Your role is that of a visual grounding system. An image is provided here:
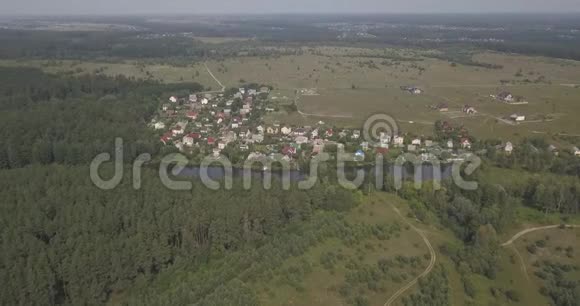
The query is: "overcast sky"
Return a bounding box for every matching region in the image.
[2,0,580,15]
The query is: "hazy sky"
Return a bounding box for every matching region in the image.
[2,0,580,15]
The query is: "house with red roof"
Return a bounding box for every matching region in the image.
[207,137,216,145]
[186,111,198,120]
[282,145,297,156]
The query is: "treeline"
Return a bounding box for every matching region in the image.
[484,137,580,177]
[0,67,203,169]
[0,164,358,305]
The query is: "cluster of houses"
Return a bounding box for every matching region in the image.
[491,91,526,104]
[150,85,493,165]
[152,85,580,166]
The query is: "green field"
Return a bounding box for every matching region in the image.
[3,46,580,140]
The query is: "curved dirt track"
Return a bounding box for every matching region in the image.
[384,205,436,306]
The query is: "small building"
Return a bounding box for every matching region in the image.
[212,148,221,158]
[361,142,370,151]
[186,111,198,120]
[447,140,454,149]
[505,142,514,155]
[510,114,526,122]
[548,144,559,156]
[169,96,178,103]
[160,132,173,145]
[573,147,580,157]
[354,150,365,161]
[498,91,514,102]
[412,138,422,146]
[266,126,279,134]
[154,122,166,130]
[171,125,184,136]
[437,103,449,112]
[407,144,417,152]
[461,138,472,149]
[207,137,216,145]
[183,133,200,147]
[189,94,198,103]
[281,126,292,135]
[463,105,477,114]
[394,136,405,147]
[352,130,361,139]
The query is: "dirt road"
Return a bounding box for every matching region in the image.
[384,205,436,306]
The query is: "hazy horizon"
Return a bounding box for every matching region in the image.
[1,0,580,16]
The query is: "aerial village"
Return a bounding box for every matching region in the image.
[150,84,541,168]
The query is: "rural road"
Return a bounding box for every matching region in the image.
[196,63,226,95]
[204,62,226,92]
[501,224,579,280]
[383,216,578,306]
[385,205,437,306]
[501,224,580,247]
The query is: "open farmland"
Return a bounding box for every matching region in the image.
[2,45,580,140]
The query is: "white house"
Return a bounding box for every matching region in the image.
[154,122,166,130]
[352,130,361,139]
[169,96,178,103]
[447,140,454,149]
[505,142,514,154]
[281,126,292,135]
[201,98,209,105]
[171,125,184,136]
[295,136,309,145]
[412,138,422,146]
[212,148,221,158]
[510,114,526,122]
[394,136,405,147]
[380,133,392,145]
[573,147,580,157]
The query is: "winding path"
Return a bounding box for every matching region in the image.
[384,205,437,306]
[501,224,579,247]
[383,215,579,306]
[501,224,579,280]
